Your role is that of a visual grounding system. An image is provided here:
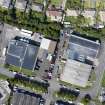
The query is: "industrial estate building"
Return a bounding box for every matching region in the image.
[60,34,100,87]
[38,38,57,60]
[5,36,40,70]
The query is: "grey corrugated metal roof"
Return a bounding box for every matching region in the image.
[68,35,100,62]
[5,38,40,70]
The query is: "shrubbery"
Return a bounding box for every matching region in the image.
[0,7,62,40]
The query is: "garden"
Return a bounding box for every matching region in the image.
[0,7,62,40]
[64,15,105,39]
[66,0,105,10]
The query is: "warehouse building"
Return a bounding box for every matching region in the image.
[60,34,100,87]
[38,38,57,61]
[5,36,40,70]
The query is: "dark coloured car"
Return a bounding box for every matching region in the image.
[55,100,75,105]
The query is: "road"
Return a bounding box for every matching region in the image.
[0,67,14,78]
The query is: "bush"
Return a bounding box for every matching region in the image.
[66,0,82,9]
[81,94,91,105]
[0,7,62,40]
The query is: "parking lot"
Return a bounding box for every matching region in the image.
[11,88,45,105]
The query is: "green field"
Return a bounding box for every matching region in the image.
[51,0,62,6]
[84,0,105,9]
[0,73,10,80]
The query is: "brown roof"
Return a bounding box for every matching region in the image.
[47,9,63,17]
[48,40,56,53]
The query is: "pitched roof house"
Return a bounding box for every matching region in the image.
[31,2,44,12]
[46,6,64,22]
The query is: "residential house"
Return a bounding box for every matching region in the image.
[15,0,27,11]
[46,6,64,22]
[31,2,44,12]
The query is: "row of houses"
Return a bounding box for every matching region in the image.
[0,0,44,12]
[0,0,64,22]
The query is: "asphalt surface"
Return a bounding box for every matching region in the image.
[0,67,14,78]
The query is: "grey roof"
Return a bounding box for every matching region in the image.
[68,35,100,62]
[11,92,41,105]
[0,0,11,8]
[15,0,27,10]
[69,35,100,50]
[32,2,43,12]
[5,37,40,70]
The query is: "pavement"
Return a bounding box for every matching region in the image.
[0,67,14,78]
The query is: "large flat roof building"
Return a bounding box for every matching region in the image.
[5,36,40,70]
[68,35,100,61]
[60,34,100,87]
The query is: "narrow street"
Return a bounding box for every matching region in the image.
[86,41,105,98]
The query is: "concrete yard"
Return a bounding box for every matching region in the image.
[60,59,92,87]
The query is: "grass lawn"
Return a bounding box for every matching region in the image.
[101,70,105,87]
[8,65,37,77]
[0,73,10,80]
[81,98,90,105]
[33,0,43,4]
[84,0,105,9]
[66,0,105,9]
[59,80,91,90]
[51,0,62,6]
[88,70,96,82]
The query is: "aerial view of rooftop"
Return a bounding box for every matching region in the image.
[0,0,105,105]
